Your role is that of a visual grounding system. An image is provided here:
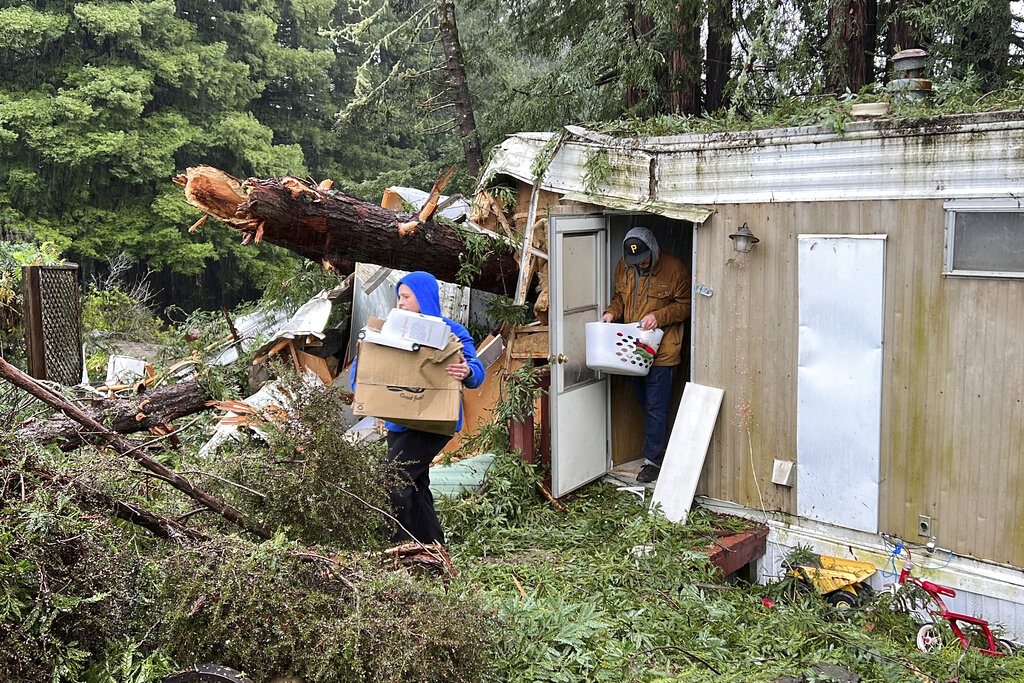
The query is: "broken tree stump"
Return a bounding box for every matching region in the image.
[174,166,520,295]
[0,357,271,540]
[17,380,211,449]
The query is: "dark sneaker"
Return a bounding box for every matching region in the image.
[637,464,661,483]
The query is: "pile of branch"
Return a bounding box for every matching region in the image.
[3,359,459,578]
[1,357,270,540]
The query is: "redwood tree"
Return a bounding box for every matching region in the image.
[436,0,484,178]
[705,0,733,112]
[825,0,878,93]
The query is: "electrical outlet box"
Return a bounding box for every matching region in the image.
[771,459,796,487]
[918,515,932,537]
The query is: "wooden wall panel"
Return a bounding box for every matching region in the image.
[694,202,799,514]
[694,198,1024,567]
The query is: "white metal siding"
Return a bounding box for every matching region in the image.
[485,114,1024,207]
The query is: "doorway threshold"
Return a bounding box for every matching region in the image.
[605,458,656,490]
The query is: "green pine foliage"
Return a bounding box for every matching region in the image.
[0,444,170,682]
[0,380,496,682]
[438,457,1024,682]
[0,0,307,308]
[156,536,495,682]
[3,384,1024,681]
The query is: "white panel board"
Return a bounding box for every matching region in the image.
[650,383,725,523]
[797,235,885,533]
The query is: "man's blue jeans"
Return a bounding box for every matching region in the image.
[632,365,675,467]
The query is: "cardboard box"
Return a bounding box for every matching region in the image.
[352,333,464,436]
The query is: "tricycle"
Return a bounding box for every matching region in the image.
[882,533,1012,656]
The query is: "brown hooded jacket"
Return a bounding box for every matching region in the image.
[603,228,691,367]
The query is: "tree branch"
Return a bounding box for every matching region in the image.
[0,357,271,540]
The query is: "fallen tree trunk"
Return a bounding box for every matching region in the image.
[174,166,520,296]
[0,357,271,540]
[17,380,211,449]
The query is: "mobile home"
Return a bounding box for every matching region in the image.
[479,111,1024,638]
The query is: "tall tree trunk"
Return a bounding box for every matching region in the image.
[705,0,732,113]
[436,0,483,180]
[626,1,701,115]
[175,166,519,296]
[668,3,701,115]
[883,0,927,82]
[626,4,656,111]
[885,0,925,57]
[825,0,878,93]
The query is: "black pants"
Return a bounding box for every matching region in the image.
[386,429,451,545]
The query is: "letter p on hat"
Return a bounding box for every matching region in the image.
[623,237,651,265]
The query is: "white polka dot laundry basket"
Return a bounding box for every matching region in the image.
[584,322,665,376]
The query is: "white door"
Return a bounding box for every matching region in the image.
[550,215,610,497]
[796,235,885,533]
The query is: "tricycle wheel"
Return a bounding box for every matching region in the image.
[996,638,1017,656]
[916,622,943,653]
[163,664,254,683]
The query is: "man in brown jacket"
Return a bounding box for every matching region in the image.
[600,227,691,482]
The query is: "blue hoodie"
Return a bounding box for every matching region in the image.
[350,271,485,432]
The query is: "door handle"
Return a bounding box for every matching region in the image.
[548,354,568,364]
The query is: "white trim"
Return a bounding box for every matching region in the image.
[944,198,1024,211]
[697,495,1024,638]
[796,234,888,240]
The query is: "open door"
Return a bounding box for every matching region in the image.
[549,215,610,497]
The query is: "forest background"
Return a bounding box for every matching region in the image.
[1,0,1023,314]
[5,3,1024,681]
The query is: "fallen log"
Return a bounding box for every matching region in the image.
[0,357,271,540]
[174,166,520,296]
[17,380,211,449]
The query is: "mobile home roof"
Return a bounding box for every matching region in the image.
[484,112,1024,211]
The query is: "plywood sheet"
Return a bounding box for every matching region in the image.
[294,349,333,385]
[442,359,532,455]
[509,327,549,359]
[650,383,724,524]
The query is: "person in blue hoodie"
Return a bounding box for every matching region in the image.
[351,271,485,545]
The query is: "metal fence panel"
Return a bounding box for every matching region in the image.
[23,265,82,386]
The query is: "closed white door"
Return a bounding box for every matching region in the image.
[797,235,886,533]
